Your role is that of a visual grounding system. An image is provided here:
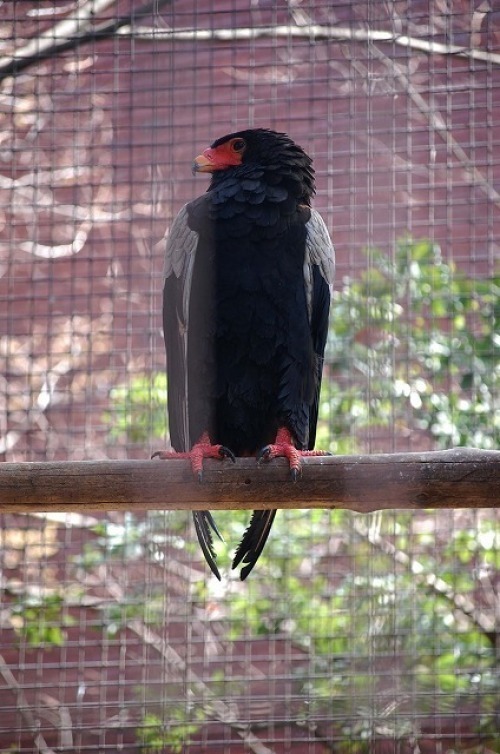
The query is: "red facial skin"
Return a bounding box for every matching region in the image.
[193,138,245,172]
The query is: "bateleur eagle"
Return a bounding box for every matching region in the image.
[155,128,334,580]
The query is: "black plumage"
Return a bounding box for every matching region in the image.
[158,129,334,579]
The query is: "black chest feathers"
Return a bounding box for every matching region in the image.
[186,203,315,454]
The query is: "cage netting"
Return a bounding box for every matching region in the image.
[0,1,498,752]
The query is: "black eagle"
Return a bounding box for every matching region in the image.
[155,129,334,580]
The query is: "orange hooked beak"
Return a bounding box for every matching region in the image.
[192,150,216,174]
[192,144,244,174]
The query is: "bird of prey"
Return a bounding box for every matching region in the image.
[154,128,334,580]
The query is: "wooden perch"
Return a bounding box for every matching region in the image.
[0,448,498,513]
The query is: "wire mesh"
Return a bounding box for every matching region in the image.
[0,1,498,752]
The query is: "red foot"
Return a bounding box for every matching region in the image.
[152,432,235,480]
[257,427,330,481]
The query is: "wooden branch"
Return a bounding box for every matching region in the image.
[0,448,498,513]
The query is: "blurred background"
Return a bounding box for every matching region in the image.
[0,1,498,751]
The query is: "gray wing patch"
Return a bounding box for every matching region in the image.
[163,202,199,335]
[162,205,222,581]
[304,209,335,319]
[162,203,199,451]
[163,203,199,281]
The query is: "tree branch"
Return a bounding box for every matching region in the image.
[0,448,498,512]
[369,43,500,208]
[0,654,57,754]
[0,0,171,82]
[1,17,498,84]
[124,23,500,66]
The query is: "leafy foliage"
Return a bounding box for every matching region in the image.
[319,238,499,451]
[11,593,75,648]
[137,708,205,753]
[106,372,168,444]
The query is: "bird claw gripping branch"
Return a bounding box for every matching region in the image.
[152,432,235,482]
[257,427,331,482]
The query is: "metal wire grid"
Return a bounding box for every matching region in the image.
[0,1,498,752]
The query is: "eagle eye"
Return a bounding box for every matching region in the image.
[231,139,246,152]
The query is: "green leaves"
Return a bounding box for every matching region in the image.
[106,372,168,444]
[326,237,499,450]
[11,593,75,648]
[138,708,205,753]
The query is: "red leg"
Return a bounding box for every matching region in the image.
[152,432,235,480]
[257,427,330,481]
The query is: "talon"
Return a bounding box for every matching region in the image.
[151,449,188,461]
[257,446,272,464]
[219,446,236,463]
[256,427,328,478]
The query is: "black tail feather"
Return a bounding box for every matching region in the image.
[193,511,223,580]
[232,510,277,580]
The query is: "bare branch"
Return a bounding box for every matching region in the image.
[0,654,57,754]
[369,44,500,208]
[0,0,116,80]
[124,23,500,67]
[0,0,171,82]
[1,10,497,85]
[2,13,496,88]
